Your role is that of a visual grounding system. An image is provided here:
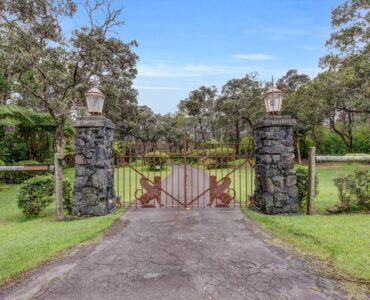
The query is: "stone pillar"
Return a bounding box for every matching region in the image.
[72,116,116,216]
[252,115,299,214]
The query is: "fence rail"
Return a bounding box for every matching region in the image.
[0,165,54,172]
[316,155,370,162]
[307,147,370,215]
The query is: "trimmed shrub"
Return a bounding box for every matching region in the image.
[205,147,235,168]
[188,146,236,168]
[15,160,40,166]
[144,151,169,170]
[332,169,370,212]
[203,158,217,170]
[18,175,54,217]
[18,174,73,217]
[294,165,319,212]
[63,178,73,214]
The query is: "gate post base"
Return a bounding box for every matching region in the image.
[72,116,116,216]
[252,115,299,214]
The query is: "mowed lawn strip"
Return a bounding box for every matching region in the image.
[0,168,122,284]
[245,163,370,282]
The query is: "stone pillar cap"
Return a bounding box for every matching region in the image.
[252,115,296,130]
[73,116,116,129]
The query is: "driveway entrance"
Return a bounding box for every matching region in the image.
[1,209,344,300]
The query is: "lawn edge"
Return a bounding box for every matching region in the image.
[0,209,125,290]
[242,209,370,294]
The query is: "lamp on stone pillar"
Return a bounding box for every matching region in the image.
[262,78,283,115]
[85,83,105,116]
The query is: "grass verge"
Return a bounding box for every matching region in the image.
[0,168,122,284]
[243,163,370,287]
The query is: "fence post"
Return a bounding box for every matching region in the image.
[307,147,316,215]
[55,153,64,221]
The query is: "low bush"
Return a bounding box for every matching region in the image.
[62,178,73,214]
[295,165,318,212]
[331,169,370,212]
[113,142,137,166]
[205,147,235,168]
[144,151,169,171]
[203,158,217,170]
[18,175,73,217]
[15,160,40,166]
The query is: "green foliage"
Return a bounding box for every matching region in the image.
[18,175,55,217]
[203,158,217,170]
[319,132,347,155]
[187,146,235,168]
[0,130,29,163]
[240,136,254,155]
[113,142,137,166]
[0,159,5,166]
[333,169,370,211]
[17,174,73,217]
[15,160,40,166]
[353,123,370,154]
[62,178,73,214]
[144,151,169,171]
[204,139,218,147]
[295,165,318,211]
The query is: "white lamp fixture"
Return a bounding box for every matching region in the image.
[85,83,105,116]
[262,78,283,115]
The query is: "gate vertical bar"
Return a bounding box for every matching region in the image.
[184,134,187,208]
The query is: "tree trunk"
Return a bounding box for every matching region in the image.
[348,112,353,153]
[55,121,64,221]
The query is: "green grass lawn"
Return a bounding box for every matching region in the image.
[0,168,122,284]
[315,163,370,214]
[244,162,370,284]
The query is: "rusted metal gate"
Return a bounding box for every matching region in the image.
[115,138,254,208]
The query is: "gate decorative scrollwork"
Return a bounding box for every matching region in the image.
[115,138,254,209]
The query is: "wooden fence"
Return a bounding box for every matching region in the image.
[307,147,370,215]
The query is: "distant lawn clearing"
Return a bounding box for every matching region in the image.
[0,168,122,284]
[245,163,370,283]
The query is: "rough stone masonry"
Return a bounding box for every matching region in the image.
[252,115,299,214]
[72,116,116,216]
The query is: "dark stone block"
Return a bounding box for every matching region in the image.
[286,175,297,186]
[253,116,298,215]
[72,117,115,216]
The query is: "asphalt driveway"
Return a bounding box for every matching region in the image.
[1,209,344,300]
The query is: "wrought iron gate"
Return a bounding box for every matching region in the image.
[115,139,254,208]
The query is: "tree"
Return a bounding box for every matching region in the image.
[0,0,138,220]
[277,70,311,163]
[216,73,262,150]
[311,0,370,153]
[130,106,162,144]
[178,86,217,142]
[320,0,370,69]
